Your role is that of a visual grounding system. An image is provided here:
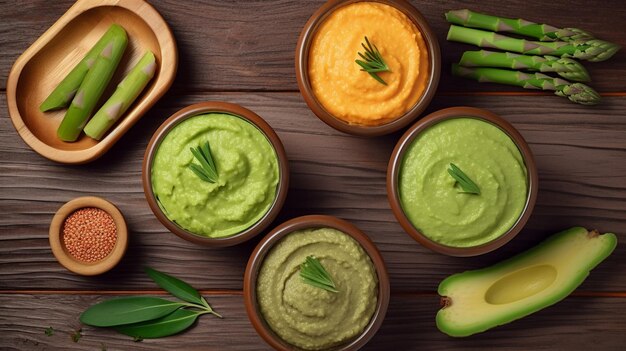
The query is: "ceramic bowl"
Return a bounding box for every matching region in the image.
[142,101,289,247]
[7,0,177,164]
[49,196,128,275]
[295,0,441,136]
[387,107,539,256]
[243,215,390,351]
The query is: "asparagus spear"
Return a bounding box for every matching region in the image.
[447,25,620,62]
[40,24,126,112]
[57,26,127,142]
[459,50,590,82]
[451,64,600,105]
[445,9,596,42]
[84,51,157,140]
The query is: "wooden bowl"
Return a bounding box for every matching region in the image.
[386,107,539,257]
[295,0,441,136]
[6,0,177,164]
[142,101,290,247]
[244,215,390,351]
[49,196,128,276]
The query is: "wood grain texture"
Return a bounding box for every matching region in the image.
[2,0,626,349]
[1,93,624,291]
[1,0,625,93]
[1,293,625,350]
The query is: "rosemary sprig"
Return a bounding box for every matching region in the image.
[188,141,218,183]
[299,256,338,293]
[448,163,481,195]
[355,36,391,85]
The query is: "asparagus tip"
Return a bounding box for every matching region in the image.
[556,83,601,105]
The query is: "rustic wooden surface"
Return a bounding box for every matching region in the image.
[1,0,625,350]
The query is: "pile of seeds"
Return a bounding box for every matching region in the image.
[62,207,117,263]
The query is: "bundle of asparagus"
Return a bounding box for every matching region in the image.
[42,24,157,142]
[445,9,621,105]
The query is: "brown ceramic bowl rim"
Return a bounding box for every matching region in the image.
[49,196,128,275]
[243,215,390,351]
[386,107,539,257]
[295,0,441,137]
[142,101,289,247]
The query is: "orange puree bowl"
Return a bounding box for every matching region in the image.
[296,0,440,136]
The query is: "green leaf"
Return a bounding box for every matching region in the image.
[299,256,339,293]
[115,309,201,339]
[145,267,203,306]
[80,297,185,327]
[355,36,390,85]
[44,326,54,336]
[71,329,82,343]
[189,141,218,183]
[447,163,481,195]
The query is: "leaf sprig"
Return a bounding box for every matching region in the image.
[300,256,339,293]
[447,163,481,195]
[80,267,221,340]
[189,141,218,183]
[355,36,391,85]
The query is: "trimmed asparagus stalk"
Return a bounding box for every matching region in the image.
[40,24,126,112]
[447,25,620,62]
[459,50,590,82]
[57,27,127,142]
[451,64,600,105]
[84,51,157,140]
[445,9,596,42]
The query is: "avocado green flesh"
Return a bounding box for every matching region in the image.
[436,227,617,337]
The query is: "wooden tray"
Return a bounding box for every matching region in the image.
[6,0,177,164]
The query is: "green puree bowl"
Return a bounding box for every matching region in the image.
[387,107,538,256]
[142,102,289,247]
[244,215,390,351]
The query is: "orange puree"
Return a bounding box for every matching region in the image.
[308,2,429,126]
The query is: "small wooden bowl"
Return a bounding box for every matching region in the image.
[387,107,538,257]
[6,0,177,164]
[142,101,290,247]
[244,215,390,351]
[49,196,128,276]
[295,0,441,136]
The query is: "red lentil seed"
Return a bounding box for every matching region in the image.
[62,207,117,263]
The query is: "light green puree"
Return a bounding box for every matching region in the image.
[399,118,528,247]
[257,228,378,350]
[151,113,279,238]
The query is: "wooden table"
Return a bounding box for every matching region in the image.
[1,1,625,350]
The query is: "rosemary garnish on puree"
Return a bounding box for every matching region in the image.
[300,256,339,293]
[355,36,391,85]
[448,163,481,195]
[188,141,218,183]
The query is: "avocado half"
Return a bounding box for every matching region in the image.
[436,227,617,337]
